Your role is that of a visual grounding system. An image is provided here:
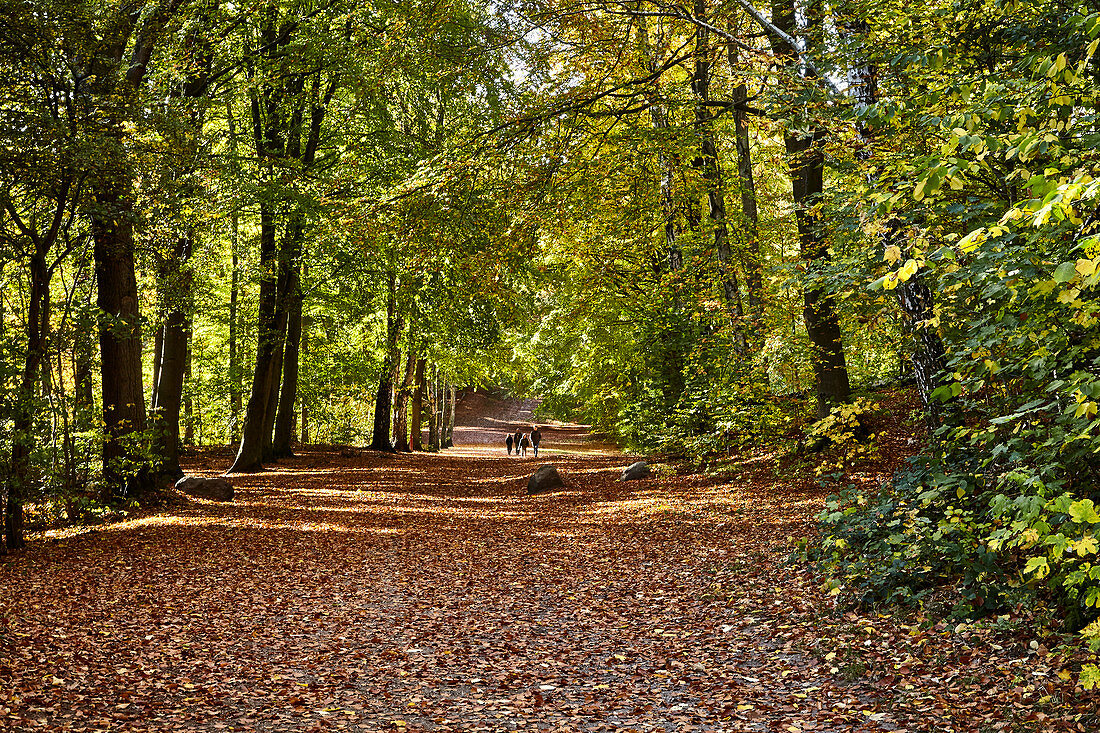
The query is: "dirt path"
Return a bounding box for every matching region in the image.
[0,397,1088,731]
[443,390,616,453]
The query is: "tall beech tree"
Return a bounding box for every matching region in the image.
[691,0,747,352]
[767,0,851,416]
[82,0,192,494]
[229,5,341,471]
[149,11,219,479]
[392,346,417,452]
[368,271,401,452]
[227,5,292,473]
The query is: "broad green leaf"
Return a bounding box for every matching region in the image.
[1053,262,1078,282]
[1023,556,1050,578]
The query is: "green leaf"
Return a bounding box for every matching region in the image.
[1023,556,1050,578]
[1053,262,1078,283]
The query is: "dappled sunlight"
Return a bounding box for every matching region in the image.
[83,511,397,536]
[14,401,1084,733]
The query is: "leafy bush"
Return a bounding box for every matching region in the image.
[807,456,1021,615]
[800,398,879,474]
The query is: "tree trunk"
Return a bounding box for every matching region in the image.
[269,69,331,458]
[789,130,851,415]
[897,270,952,429]
[7,250,49,549]
[83,3,187,497]
[93,186,152,494]
[75,0,185,496]
[691,0,747,353]
[300,310,310,444]
[151,235,194,479]
[443,382,456,449]
[228,211,242,441]
[272,263,303,458]
[732,80,765,335]
[436,379,445,451]
[227,99,243,441]
[427,363,440,452]
[369,272,400,452]
[183,346,194,445]
[636,15,689,406]
[228,203,282,473]
[260,237,293,463]
[769,0,851,416]
[410,357,426,450]
[260,87,306,461]
[393,347,416,452]
[263,219,300,461]
[846,19,953,430]
[150,310,164,410]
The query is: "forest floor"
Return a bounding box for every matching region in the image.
[1,390,1097,732]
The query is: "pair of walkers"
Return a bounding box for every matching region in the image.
[505,426,541,457]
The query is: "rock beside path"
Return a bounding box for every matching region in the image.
[527,465,566,495]
[621,461,650,481]
[175,476,234,502]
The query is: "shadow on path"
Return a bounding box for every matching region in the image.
[0,401,893,733]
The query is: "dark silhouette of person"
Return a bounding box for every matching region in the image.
[531,426,542,457]
[506,433,514,455]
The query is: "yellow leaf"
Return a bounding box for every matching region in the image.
[898,258,920,281]
[1059,288,1081,305]
[1074,535,1098,556]
[958,228,986,253]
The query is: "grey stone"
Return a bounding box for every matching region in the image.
[527,464,566,495]
[621,461,650,481]
[175,476,234,502]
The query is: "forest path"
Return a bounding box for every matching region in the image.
[3,397,905,732]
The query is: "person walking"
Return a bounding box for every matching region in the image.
[530,426,542,457]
